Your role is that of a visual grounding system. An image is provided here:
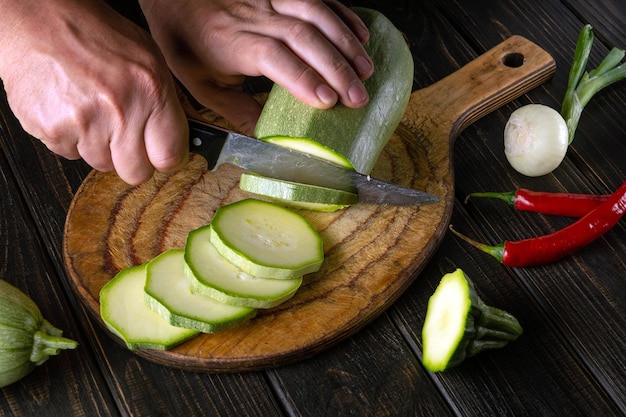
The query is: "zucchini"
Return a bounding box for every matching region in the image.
[145,249,256,332]
[239,172,358,212]
[0,279,77,387]
[100,264,198,350]
[262,136,354,169]
[185,225,303,309]
[421,269,523,372]
[209,199,324,279]
[253,7,414,175]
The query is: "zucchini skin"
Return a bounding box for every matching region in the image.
[254,7,414,174]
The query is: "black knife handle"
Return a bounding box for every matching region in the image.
[188,119,228,170]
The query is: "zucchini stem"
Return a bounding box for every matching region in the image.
[468,283,523,357]
[30,320,78,364]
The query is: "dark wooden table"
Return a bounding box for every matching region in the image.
[1,0,624,416]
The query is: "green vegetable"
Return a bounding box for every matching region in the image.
[561,24,626,144]
[421,269,522,372]
[100,264,198,350]
[254,7,414,175]
[145,249,256,332]
[0,279,77,387]
[209,199,324,279]
[185,225,303,308]
[239,172,358,212]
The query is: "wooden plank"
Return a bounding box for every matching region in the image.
[409,0,626,414]
[0,125,118,416]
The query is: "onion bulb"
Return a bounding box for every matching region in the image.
[503,104,569,177]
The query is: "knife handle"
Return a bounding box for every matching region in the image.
[188,119,229,170]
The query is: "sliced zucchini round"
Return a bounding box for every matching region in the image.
[262,136,355,169]
[185,225,303,309]
[99,263,198,350]
[145,249,256,333]
[239,172,358,212]
[209,199,324,279]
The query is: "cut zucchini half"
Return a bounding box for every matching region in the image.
[422,269,523,372]
[145,249,256,333]
[262,136,355,170]
[185,225,303,309]
[99,264,198,350]
[209,199,324,279]
[239,172,358,212]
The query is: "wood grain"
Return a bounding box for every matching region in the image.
[62,36,555,371]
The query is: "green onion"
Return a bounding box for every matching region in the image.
[561,24,626,144]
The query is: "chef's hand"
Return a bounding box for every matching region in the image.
[139,0,373,135]
[0,0,189,185]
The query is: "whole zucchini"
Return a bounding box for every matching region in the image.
[254,7,414,174]
[0,279,77,387]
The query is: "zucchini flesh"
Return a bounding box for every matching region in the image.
[239,172,358,212]
[184,225,303,309]
[263,137,354,170]
[422,269,523,372]
[99,264,198,350]
[209,199,324,279]
[145,250,256,333]
[253,7,414,175]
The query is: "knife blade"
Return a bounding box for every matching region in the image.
[188,119,440,206]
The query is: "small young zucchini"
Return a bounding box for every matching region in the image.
[422,269,523,372]
[145,250,256,333]
[209,199,324,279]
[100,263,198,350]
[185,225,303,309]
[239,172,358,212]
[0,279,77,387]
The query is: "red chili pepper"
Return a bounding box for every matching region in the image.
[465,189,609,217]
[452,181,626,267]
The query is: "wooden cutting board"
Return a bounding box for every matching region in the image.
[63,36,554,372]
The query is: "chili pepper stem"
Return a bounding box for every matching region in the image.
[464,191,516,206]
[449,226,505,263]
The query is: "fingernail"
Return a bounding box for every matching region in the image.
[348,81,368,105]
[316,84,338,106]
[354,55,373,78]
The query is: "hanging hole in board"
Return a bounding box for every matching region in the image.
[502,52,525,68]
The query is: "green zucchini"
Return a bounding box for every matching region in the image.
[145,249,256,332]
[185,225,303,309]
[100,264,198,350]
[253,7,414,175]
[239,172,358,212]
[421,269,523,372]
[209,199,324,279]
[0,279,77,387]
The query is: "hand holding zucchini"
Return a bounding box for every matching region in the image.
[0,279,77,387]
[422,269,522,372]
[249,7,414,210]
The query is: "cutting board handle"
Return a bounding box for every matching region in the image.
[412,35,556,139]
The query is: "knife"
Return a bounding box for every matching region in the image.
[188,119,440,206]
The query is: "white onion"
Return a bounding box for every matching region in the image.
[503,104,569,177]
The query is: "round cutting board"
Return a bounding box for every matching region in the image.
[63,36,554,371]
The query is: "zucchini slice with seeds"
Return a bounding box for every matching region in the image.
[209,199,324,279]
[185,225,303,309]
